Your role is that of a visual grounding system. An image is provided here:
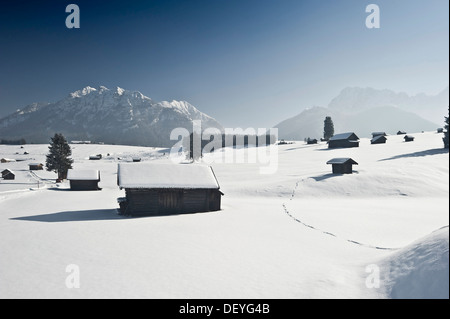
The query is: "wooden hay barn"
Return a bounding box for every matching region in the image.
[117,163,223,216]
[1,169,15,180]
[28,163,44,170]
[307,138,318,145]
[1,158,16,163]
[326,158,358,174]
[372,132,387,138]
[397,131,407,135]
[437,128,444,133]
[89,155,102,160]
[371,135,387,144]
[67,169,101,190]
[404,135,415,142]
[328,132,360,149]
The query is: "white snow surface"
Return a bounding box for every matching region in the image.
[0,131,448,299]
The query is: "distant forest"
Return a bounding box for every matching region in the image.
[0,138,26,145]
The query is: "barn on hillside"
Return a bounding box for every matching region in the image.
[1,169,15,180]
[404,135,415,142]
[117,163,223,216]
[326,158,358,174]
[397,131,407,135]
[89,155,102,160]
[28,163,44,170]
[372,132,387,138]
[328,132,360,149]
[307,138,318,145]
[67,169,101,190]
[371,135,387,144]
[1,158,16,163]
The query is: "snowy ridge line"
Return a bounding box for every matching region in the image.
[282,178,400,251]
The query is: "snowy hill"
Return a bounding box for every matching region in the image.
[0,86,223,147]
[0,131,448,298]
[377,226,449,299]
[275,87,448,140]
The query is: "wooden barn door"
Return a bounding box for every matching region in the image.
[158,190,182,214]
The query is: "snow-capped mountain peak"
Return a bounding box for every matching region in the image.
[0,86,223,147]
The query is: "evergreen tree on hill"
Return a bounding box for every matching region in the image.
[323,116,334,141]
[45,133,74,180]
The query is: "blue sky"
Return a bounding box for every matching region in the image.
[0,0,448,127]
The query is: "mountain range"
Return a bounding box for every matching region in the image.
[275,87,448,140]
[0,85,448,146]
[0,86,222,147]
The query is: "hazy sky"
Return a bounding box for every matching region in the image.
[0,0,448,127]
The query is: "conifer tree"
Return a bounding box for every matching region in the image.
[323,116,334,141]
[45,133,73,180]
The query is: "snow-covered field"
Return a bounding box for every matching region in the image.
[0,132,448,299]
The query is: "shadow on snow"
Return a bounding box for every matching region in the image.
[379,148,448,161]
[10,209,123,222]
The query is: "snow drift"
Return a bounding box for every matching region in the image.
[378,226,449,299]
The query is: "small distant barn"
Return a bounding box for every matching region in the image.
[89,155,102,160]
[327,158,358,174]
[397,131,407,135]
[67,169,101,190]
[404,135,415,142]
[371,135,387,144]
[1,158,16,163]
[1,169,15,180]
[306,138,318,145]
[28,163,44,170]
[117,163,223,216]
[132,157,141,162]
[372,132,387,138]
[437,128,444,133]
[328,132,360,149]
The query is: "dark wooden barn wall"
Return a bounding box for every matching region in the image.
[331,164,353,174]
[124,188,222,216]
[328,140,359,148]
[70,180,99,190]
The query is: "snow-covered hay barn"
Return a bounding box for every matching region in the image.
[28,163,44,170]
[1,169,15,180]
[326,158,358,174]
[328,132,360,149]
[117,163,223,216]
[67,169,101,191]
[371,135,387,144]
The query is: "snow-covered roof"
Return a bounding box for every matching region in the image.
[117,163,220,189]
[326,158,358,165]
[67,169,100,181]
[329,132,359,141]
[28,163,43,166]
[371,135,386,142]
